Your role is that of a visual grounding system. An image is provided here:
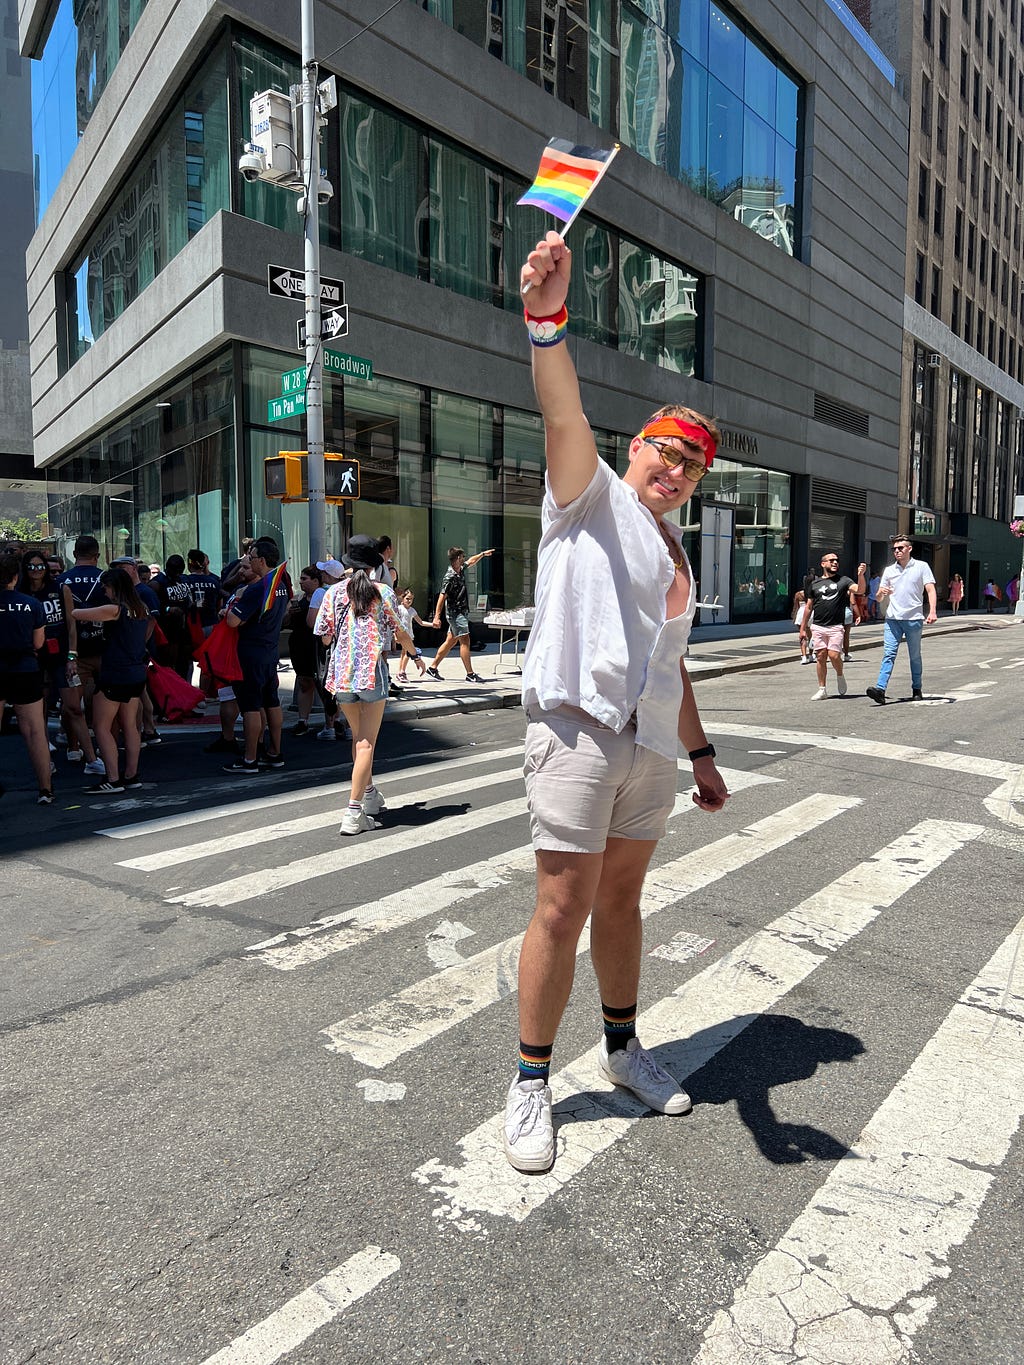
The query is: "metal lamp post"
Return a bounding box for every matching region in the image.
[299,0,326,567]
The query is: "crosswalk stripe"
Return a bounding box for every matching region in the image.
[412,819,985,1231]
[321,792,847,1069]
[118,765,528,872]
[97,745,526,839]
[247,767,777,971]
[166,767,775,910]
[199,1244,400,1365]
[692,914,1024,1365]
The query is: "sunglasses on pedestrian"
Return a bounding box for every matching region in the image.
[644,438,708,482]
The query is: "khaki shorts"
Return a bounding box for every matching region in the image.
[523,706,677,855]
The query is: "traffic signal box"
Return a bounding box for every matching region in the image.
[263,452,360,503]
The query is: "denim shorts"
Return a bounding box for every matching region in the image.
[335,656,389,704]
[446,613,470,638]
[523,705,677,855]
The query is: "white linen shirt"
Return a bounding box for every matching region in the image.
[522,458,696,761]
[879,556,935,620]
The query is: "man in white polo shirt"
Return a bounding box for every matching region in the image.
[503,231,729,1174]
[866,535,937,704]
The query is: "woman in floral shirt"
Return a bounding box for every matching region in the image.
[314,535,415,836]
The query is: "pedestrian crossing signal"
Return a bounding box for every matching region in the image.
[264,452,361,503]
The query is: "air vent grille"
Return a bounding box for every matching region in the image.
[812,478,868,513]
[813,392,871,437]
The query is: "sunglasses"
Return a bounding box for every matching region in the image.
[25,562,47,571]
[644,439,708,482]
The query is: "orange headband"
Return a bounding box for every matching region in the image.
[640,416,717,467]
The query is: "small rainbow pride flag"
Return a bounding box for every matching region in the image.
[517,138,619,228]
[261,561,288,613]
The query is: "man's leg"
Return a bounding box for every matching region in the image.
[458,633,474,674]
[264,704,284,757]
[517,849,605,1047]
[429,631,457,670]
[241,708,263,762]
[589,837,657,1010]
[904,620,924,690]
[874,618,904,690]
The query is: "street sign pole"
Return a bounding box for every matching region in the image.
[301,0,326,565]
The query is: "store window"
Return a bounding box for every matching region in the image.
[699,459,792,617]
[430,393,501,603]
[46,350,236,569]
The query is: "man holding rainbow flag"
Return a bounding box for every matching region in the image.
[504,178,729,1172]
[223,536,291,775]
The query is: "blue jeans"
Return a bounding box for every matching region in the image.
[876,618,924,690]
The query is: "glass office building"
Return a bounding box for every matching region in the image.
[24,0,907,622]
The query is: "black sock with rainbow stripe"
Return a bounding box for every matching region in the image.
[602,1001,637,1053]
[518,1040,553,1084]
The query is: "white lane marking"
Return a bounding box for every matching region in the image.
[426,920,475,969]
[1002,656,1024,669]
[707,723,1021,780]
[413,820,984,1231]
[246,768,777,970]
[119,766,527,872]
[975,657,1003,669]
[199,1244,400,1365]
[649,932,716,963]
[322,795,848,1070]
[693,916,1024,1365]
[167,797,530,908]
[97,745,525,839]
[356,1080,407,1103]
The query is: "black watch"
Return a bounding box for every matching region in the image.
[688,743,716,762]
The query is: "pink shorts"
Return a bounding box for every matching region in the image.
[810,623,845,654]
[523,706,677,855]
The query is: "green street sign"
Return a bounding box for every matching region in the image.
[280,366,307,396]
[323,349,373,381]
[268,393,306,423]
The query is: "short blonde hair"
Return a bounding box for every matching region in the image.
[643,403,721,448]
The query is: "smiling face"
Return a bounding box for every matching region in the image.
[623,434,708,516]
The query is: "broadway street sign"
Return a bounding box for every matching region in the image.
[278,352,373,394]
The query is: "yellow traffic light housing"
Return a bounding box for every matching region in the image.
[264,452,360,503]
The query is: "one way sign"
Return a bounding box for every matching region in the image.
[267,264,345,307]
[297,305,349,349]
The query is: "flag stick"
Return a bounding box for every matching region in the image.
[521,144,620,297]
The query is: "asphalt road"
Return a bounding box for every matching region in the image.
[1,629,1022,1365]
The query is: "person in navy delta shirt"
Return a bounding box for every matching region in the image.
[185,549,222,629]
[223,536,291,774]
[18,550,101,770]
[58,534,106,696]
[0,549,56,803]
[110,556,162,744]
[72,568,154,794]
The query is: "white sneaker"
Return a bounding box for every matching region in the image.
[800,656,812,664]
[503,1077,554,1171]
[54,732,68,747]
[837,675,848,696]
[842,653,853,662]
[84,758,106,775]
[66,749,84,763]
[811,686,827,700]
[315,726,336,742]
[598,1036,691,1114]
[361,787,385,816]
[339,806,379,836]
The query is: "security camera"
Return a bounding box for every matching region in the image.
[238,148,267,182]
[297,175,335,215]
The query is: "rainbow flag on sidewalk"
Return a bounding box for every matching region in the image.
[517,139,619,223]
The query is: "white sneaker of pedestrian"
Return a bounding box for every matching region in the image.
[503,1076,554,1172]
[83,758,106,775]
[339,806,379,836]
[811,685,827,700]
[800,655,812,664]
[66,749,84,763]
[361,786,386,816]
[837,675,848,696]
[842,652,853,662]
[315,726,336,742]
[598,1036,691,1114]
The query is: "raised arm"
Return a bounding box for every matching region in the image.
[521,232,598,507]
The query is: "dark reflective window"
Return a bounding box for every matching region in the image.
[339,95,426,277]
[32,0,150,222]
[619,237,700,375]
[64,42,230,368]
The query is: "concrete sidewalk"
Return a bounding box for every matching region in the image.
[166,610,1020,733]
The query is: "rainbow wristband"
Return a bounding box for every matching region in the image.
[524,304,568,348]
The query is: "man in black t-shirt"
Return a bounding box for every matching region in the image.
[424,545,494,683]
[805,551,857,701]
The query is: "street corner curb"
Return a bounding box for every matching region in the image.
[389,687,523,720]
